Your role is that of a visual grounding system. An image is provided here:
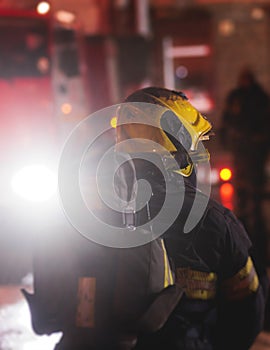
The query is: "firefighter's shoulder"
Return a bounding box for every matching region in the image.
[203,196,251,255]
[202,198,259,300]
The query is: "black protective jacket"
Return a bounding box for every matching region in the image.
[130,158,267,350]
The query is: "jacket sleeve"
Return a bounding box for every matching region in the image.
[215,210,268,350]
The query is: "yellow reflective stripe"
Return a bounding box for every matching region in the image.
[176,268,217,282]
[236,256,253,279]
[185,289,216,300]
[173,163,194,177]
[176,268,217,300]
[222,256,259,301]
[161,239,174,288]
[250,271,259,292]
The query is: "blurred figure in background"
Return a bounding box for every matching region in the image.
[221,67,270,265]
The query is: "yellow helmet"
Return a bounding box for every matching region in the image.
[116,87,212,177]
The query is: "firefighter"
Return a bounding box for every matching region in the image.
[115,87,268,350]
[221,68,270,264]
[22,92,183,350]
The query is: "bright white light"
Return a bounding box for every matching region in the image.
[11,164,57,202]
[61,103,72,115]
[166,45,210,58]
[0,292,62,350]
[36,2,50,15]
[0,297,62,350]
[22,333,62,350]
[55,10,76,24]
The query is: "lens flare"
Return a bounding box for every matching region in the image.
[219,167,232,182]
[219,183,234,210]
[36,2,50,15]
[11,164,57,202]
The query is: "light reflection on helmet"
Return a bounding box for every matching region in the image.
[116,87,212,177]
